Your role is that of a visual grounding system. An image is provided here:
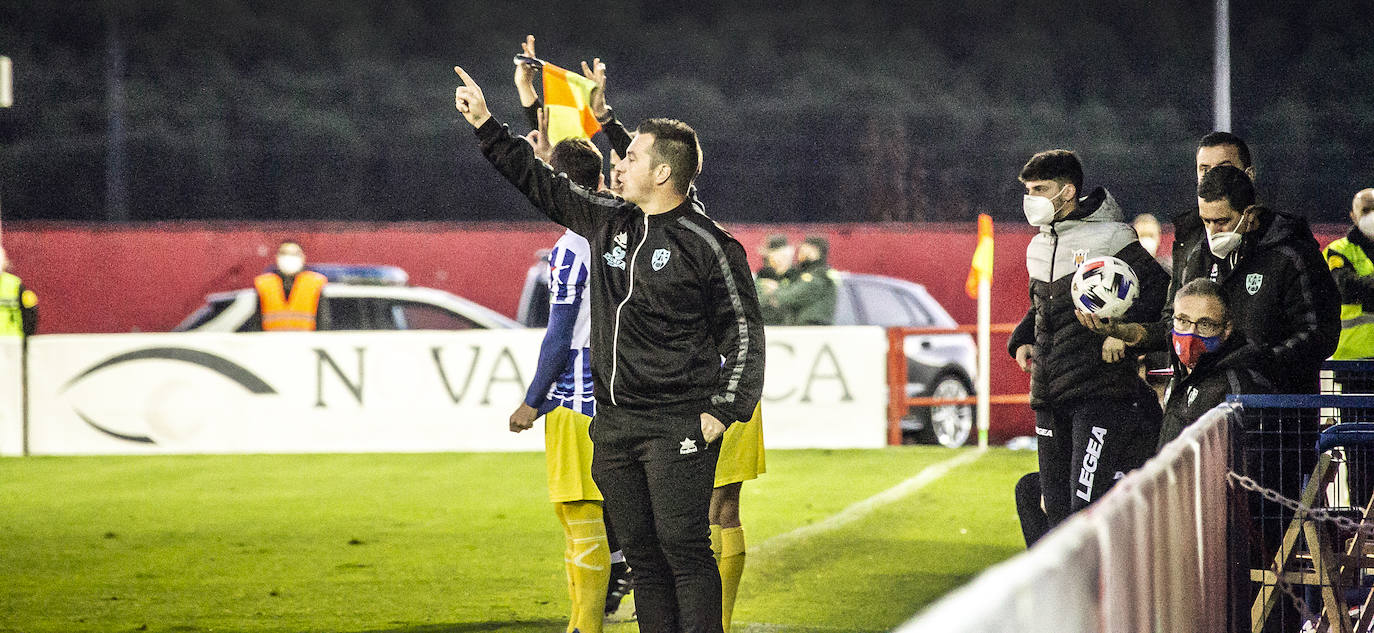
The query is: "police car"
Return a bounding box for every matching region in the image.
[175,265,521,332]
[517,259,977,447]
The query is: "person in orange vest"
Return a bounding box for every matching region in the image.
[254,241,329,331]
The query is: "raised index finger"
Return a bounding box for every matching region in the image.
[454,66,477,88]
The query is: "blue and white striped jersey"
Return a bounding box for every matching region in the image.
[542,229,595,416]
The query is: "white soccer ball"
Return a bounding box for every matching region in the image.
[1071,256,1139,320]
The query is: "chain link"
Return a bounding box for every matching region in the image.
[1225,469,1374,626]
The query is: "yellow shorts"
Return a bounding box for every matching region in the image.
[715,403,766,488]
[544,406,602,503]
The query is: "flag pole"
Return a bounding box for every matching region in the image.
[977,275,990,450]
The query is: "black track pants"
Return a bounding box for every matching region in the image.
[591,407,722,633]
[1036,396,1162,526]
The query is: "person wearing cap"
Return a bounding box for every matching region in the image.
[769,235,838,326]
[0,247,37,338]
[254,241,330,331]
[754,234,795,326]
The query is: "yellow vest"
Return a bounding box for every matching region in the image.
[0,273,25,337]
[1325,237,1374,359]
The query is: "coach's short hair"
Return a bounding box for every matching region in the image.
[1176,278,1231,323]
[637,118,701,195]
[1198,131,1253,169]
[550,138,603,190]
[1197,165,1256,211]
[1018,149,1083,193]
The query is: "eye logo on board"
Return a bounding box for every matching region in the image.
[63,347,277,444]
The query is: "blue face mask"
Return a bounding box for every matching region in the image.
[1172,330,1224,368]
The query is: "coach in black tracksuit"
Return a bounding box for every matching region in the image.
[454,68,764,633]
[1008,150,1169,528]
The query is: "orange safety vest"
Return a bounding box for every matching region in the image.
[255,271,326,331]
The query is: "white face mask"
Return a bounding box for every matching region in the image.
[1359,213,1374,241]
[1207,210,1251,259]
[277,254,304,275]
[1022,185,1071,227]
[1139,236,1160,257]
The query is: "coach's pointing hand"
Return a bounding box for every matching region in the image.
[454,66,491,128]
[701,412,726,444]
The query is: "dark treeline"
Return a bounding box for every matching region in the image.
[0,1,1371,225]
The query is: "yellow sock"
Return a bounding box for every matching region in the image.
[562,501,609,633]
[720,526,746,633]
[710,524,723,563]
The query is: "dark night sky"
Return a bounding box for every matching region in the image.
[0,1,1371,225]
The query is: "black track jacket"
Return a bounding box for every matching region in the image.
[474,117,765,427]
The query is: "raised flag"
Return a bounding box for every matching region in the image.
[516,55,601,144]
[965,214,994,299]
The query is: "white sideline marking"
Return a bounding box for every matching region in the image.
[754,449,985,556]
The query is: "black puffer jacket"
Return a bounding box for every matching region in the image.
[1008,188,1170,409]
[1141,207,1340,394]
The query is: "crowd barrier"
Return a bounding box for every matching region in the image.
[3,326,889,455]
[896,401,1233,633]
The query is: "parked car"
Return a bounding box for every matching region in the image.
[517,261,977,447]
[175,265,521,332]
[832,272,977,448]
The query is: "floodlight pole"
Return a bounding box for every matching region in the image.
[1213,0,1231,132]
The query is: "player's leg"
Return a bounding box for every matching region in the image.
[710,483,744,632]
[562,500,610,633]
[603,514,632,617]
[548,406,612,632]
[710,405,763,632]
[1036,407,1074,526]
[1014,471,1049,547]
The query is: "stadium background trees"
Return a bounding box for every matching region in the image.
[0,0,1370,224]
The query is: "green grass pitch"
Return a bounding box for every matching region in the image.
[0,447,1035,633]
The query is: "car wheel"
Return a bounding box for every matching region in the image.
[917,373,974,448]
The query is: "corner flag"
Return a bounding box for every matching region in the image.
[515,55,601,144]
[965,214,994,299]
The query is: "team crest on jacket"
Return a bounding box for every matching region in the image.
[1073,249,1089,267]
[1187,386,1199,406]
[651,248,671,271]
[1246,273,1263,295]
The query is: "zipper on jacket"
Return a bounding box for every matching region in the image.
[608,214,650,406]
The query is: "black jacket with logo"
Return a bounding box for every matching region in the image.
[1007,188,1170,409]
[1159,334,1272,448]
[1142,207,1339,393]
[474,117,765,427]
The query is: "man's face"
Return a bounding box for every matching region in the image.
[611,133,660,206]
[1173,294,1231,341]
[765,246,794,271]
[1197,198,1244,236]
[797,243,820,263]
[1022,179,1074,219]
[1196,144,1248,183]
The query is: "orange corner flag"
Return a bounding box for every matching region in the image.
[965,214,994,299]
[541,62,601,144]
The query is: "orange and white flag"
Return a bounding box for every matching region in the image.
[965,214,994,299]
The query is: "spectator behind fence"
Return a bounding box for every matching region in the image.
[1007,149,1168,528]
[254,241,330,331]
[0,247,37,337]
[1158,279,1272,447]
[1324,188,1374,359]
[768,235,837,326]
[754,234,795,325]
[1085,166,1339,395]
